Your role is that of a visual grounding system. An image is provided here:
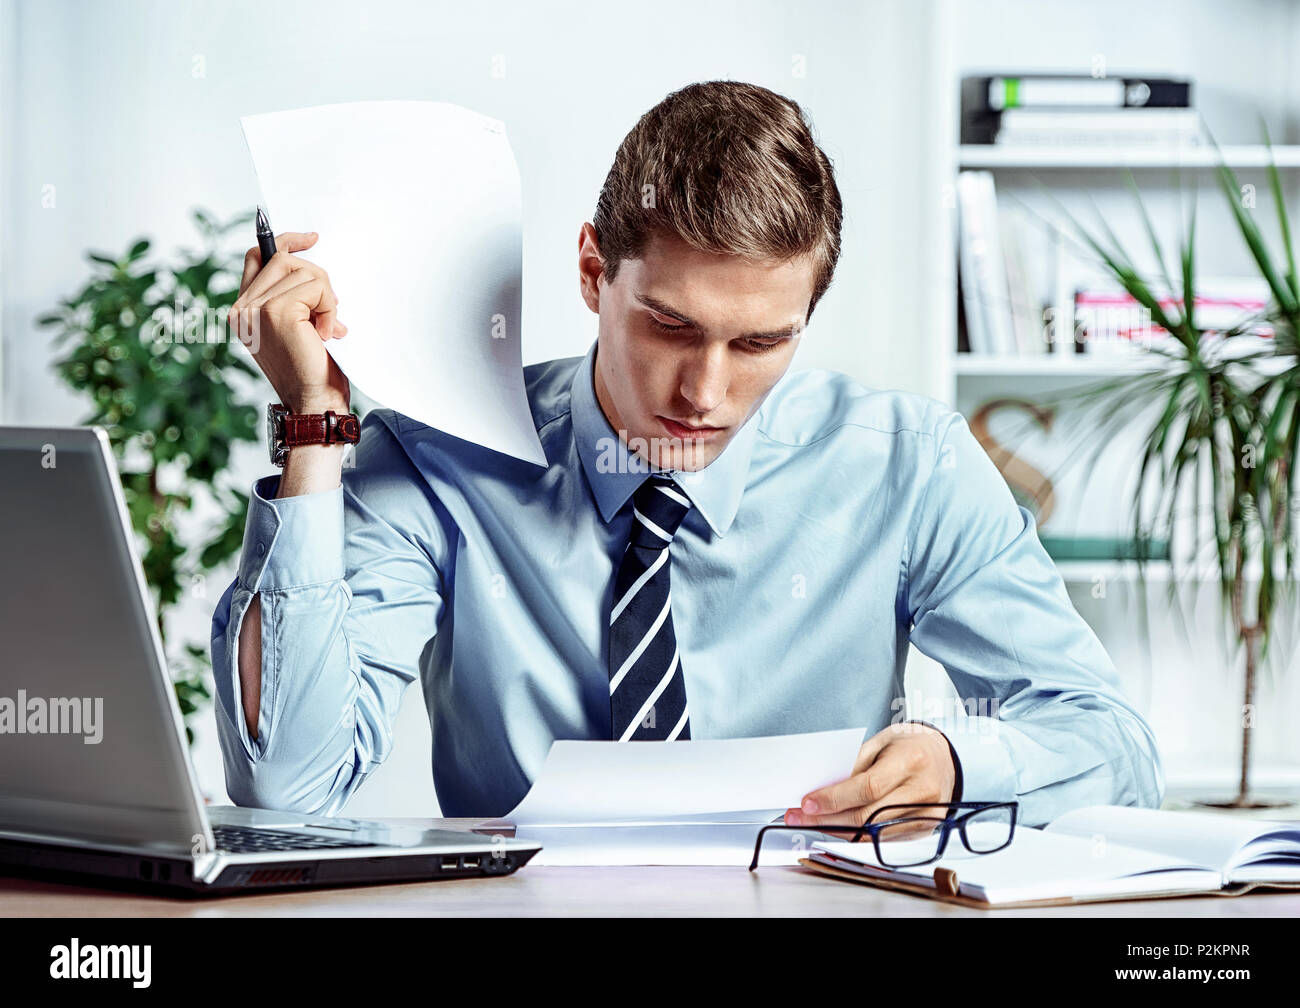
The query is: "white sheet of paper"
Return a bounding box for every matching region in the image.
[507,727,867,827]
[521,823,806,867]
[240,100,547,466]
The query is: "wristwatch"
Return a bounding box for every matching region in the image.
[266,403,361,467]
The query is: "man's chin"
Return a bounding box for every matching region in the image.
[650,437,724,473]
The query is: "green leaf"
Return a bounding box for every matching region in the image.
[1124,169,1180,314]
[1206,129,1299,316]
[1258,114,1300,306]
[1180,196,1199,340]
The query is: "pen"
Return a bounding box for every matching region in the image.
[255,205,276,267]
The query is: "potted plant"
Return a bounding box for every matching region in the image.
[37,208,262,744]
[1020,127,1298,809]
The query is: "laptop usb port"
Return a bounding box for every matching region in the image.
[441,857,459,870]
[463,857,480,870]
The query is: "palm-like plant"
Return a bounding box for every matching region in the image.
[1025,125,1299,808]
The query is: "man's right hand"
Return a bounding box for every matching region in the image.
[228,230,352,498]
[228,230,350,416]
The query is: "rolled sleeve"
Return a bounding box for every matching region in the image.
[209,410,453,816]
[237,475,345,592]
[903,410,1165,826]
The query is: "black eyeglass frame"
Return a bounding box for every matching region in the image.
[748,800,1019,872]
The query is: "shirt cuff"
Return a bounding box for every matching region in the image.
[908,715,1016,807]
[236,475,345,592]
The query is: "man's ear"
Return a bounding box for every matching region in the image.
[577,222,605,314]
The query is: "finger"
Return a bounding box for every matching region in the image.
[255,274,342,341]
[780,728,892,829]
[237,231,317,295]
[796,751,913,825]
[231,273,326,353]
[243,265,342,340]
[804,725,909,814]
[785,777,935,834]
[236,246,324,308]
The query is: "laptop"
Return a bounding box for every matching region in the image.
[0,425,541,895]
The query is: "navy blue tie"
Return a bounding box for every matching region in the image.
[608,473,694,741]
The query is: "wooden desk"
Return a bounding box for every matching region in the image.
[2,818,1297,916]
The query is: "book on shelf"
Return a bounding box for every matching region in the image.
[995,107,1205,148]
[1074,278,1274,352]
[998,202,1047,355]
[961,73,1193,145]
[956,170,1018,355]
[800,804,1300,909]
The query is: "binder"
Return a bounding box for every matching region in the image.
[797,857,1300,909]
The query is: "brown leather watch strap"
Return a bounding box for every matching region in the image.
[283,410,361,448]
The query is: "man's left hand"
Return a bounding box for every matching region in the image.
[785,721,957,830]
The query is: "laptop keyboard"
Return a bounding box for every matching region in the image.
[212,824,381,853]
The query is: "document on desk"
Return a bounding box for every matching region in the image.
[503,727,868,866]
[240,100,547,466]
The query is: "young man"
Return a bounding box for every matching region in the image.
[215,80,1164,830]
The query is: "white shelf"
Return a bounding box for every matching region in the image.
[957,351,1292,378]
[1054,559,1300,583]
[958,144,1300,170]
[956,354,1166,377]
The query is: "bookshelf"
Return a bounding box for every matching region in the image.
[958,144,1300,170]
[926,0,1300,806]
[947,98,1300,583]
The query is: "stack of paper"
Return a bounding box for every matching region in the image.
[502,727,868,866]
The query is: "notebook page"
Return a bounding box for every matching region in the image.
[1229,828,1300,882]
[814,824,1220,903]
[1046,804,1296,875]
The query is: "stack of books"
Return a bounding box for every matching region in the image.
[961,73,1200,147]
[1073,280,1274,349]
[956,169,1272,357]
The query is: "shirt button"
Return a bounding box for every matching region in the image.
[256,542,266,556]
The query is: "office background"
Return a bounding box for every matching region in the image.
[1,0,1297,815]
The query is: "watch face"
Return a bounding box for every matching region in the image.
[267,404,288,467]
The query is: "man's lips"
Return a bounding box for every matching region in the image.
[658,416,725,439]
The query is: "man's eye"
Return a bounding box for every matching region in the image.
[650,315,686,332]
[743,338,784,353]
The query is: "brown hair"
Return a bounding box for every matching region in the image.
[593,80,843,320]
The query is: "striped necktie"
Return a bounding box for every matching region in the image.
[607,473,694,741]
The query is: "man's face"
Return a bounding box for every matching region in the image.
[578,223,815,472]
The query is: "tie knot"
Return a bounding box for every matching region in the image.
[629,474,693,548]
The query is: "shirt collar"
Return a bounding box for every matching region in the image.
[569,338,760,538]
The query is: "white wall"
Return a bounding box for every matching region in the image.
[0,0,957,814]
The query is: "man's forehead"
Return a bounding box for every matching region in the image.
[624,237,813,326]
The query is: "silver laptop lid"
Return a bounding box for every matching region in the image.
[0,426,213,855]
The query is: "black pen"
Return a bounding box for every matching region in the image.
[255,205,277,266]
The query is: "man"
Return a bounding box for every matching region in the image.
[214,80,1164,831]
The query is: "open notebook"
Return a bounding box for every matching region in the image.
[802,804,1300,908]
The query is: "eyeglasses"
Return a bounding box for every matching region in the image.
[748,801,1018,871]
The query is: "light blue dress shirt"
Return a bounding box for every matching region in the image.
[211,339,1164,826]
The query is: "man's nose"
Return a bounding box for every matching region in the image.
[679,343,730,416]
